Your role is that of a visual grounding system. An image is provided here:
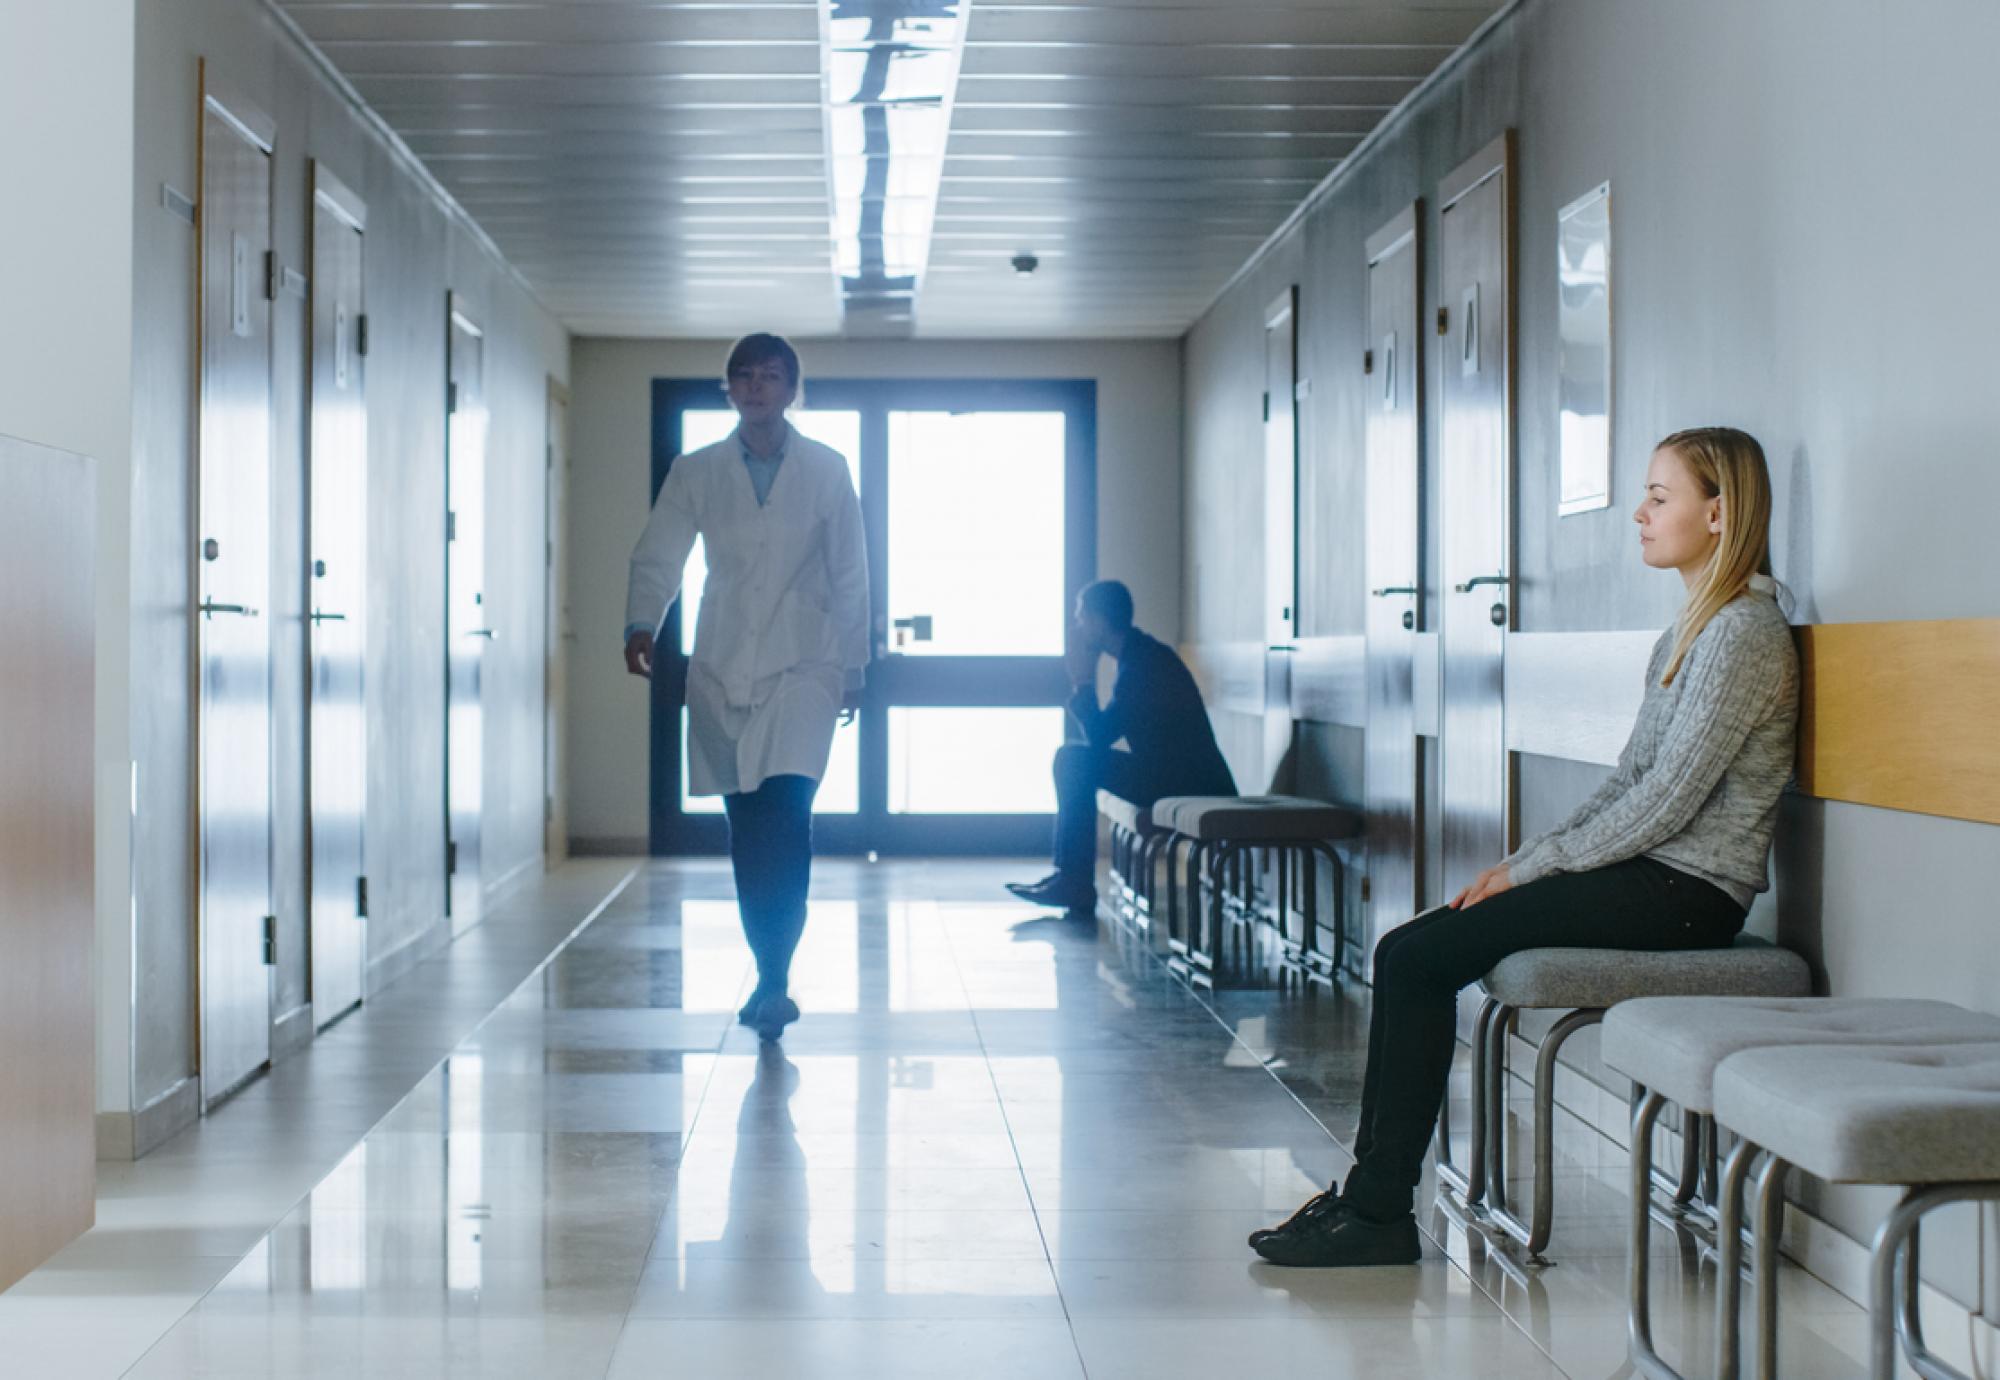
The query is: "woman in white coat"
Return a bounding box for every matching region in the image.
[623,334,870,1041]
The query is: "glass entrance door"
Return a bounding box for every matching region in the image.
[648,378,1095,855]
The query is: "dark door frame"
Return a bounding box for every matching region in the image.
[646,376,1097,856]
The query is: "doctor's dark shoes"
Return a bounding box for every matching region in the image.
[1251,1200,1422,1268]
[753,995,801,1043]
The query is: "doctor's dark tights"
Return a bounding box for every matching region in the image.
[722,774,820,999]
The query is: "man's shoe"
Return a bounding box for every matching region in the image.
[1004,872,1095,911]
[1251,1202,1421,1268]
[738,993,767,1027]
[1247,1187,1342,1249]
[754,995,801,1043]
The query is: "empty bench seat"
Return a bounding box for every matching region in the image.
[1713,1041,2000,1380]
[1148,794,1362,976]
[1603,997,2000,1380]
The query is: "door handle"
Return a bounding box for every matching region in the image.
[199,600,259,618]
[1452,573,1508,593]
[1267,644,1295,653]
[309,610,348,623]
[468,628,498,640]
[1370,585,1419,597]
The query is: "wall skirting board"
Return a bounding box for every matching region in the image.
[271,1002,316,1061]
[570,837,650,857]
[96,1074,200,1162]
[365,919,454,999]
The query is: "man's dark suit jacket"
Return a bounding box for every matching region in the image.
[1066,626,1238,799]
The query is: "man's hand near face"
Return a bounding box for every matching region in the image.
[1065,627,1098,690]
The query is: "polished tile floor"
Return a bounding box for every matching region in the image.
[0,860,1928,1377]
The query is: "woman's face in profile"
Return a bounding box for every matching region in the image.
[727,361,797,424]
[1634,445,1722,572]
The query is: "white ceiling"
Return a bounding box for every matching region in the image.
[279,1,1501,339]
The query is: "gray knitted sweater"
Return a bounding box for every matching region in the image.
[1505,581,1800,909]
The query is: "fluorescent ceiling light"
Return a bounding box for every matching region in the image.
[818,0,971,335]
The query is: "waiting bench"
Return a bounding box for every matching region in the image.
[1147,794,1361,978]
[1604,997,2000,1380]
[1435,936,1812,1259]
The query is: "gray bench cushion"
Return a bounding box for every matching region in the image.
[1150,794,1362,843]
[1602,997,2000,1112]
[1713,1042,2000,1184]
[1095,790,1156,835]
[1480,935,1810,1011]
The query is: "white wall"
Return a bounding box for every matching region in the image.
[0,0,137,1127]
[111,0,568,1147]
[1182,0,2000,1313]
[565,337,1182,850]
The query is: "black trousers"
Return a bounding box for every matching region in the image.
[1051,746,1161,877]
[722,773,820,997]
[1339,856,1745,1222]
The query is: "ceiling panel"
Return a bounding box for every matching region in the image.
[279,0,1501,338]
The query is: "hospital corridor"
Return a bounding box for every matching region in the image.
[2,0,1998,1376]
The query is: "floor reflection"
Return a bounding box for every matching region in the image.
[29,861,1911,1379]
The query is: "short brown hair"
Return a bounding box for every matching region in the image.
[724,333,800,388]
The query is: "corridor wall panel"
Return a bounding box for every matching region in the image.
[1180,0,2000,1319]
[121,0,568,1152]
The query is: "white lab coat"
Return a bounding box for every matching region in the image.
[626,429,871,797]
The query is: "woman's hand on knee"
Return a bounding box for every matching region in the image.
[1450,863,1514,910]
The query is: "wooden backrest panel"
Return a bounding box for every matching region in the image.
[1796,619,2000,826]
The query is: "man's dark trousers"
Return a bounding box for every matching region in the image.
[1051,747,1162,879]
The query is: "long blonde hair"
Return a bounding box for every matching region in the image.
[1656,426,1775,686]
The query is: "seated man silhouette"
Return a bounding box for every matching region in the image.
[1008,580,1237,912]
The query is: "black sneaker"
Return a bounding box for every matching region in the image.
[1252,1201,1421,1268]
[1004,872,1095,911]
[1247,1187,1342,1249]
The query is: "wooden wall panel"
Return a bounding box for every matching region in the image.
[1194,620,2000,829]
[0,435,96,1290]
[1796,620,2000,826]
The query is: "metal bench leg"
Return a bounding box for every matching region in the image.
[1675,1108,1703,1206]
[1489,1007,1604,1258]
[1871,1182,2000,1380]
[1273,843,1292,953]
[1205,843,1242,969]
[1750,1151,1791,1380]
[1315,842,1348,972]
[1485,1004,1515,1215]
[1628,1088,1690,1380]
[1713,1136,1760,1380]
[1437,996,1496,1206]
